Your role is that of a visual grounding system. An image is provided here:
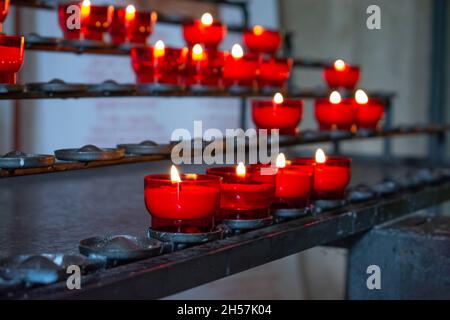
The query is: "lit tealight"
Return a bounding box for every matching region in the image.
[81,0,91,17]
[334,59,346,71]
[236,162,246,177]
[276,153,286,168]
[171,165,181,183]
[253,25,264,36]
[125,4,136,21]
[192,44,204,61]
[273,92,284,104]
[231,44,244,59]
[153,40,165,58]
[329,91,342,104]
[355,89,369,104]
[201,12,213,26]
[315,148,326,164]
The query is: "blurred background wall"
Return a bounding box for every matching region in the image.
[0,0,448,299]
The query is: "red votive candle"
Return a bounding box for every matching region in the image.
[58,1,82,40]
[315,91,355,131]
[258,57,293,89]
[206,163,275,220]
[124,5,157,45]
[0,35,25,84]
[186,44,225,87]
[131,42,188,85]
[243,25,282,55]
[0,0,10,32]
[182,12,227,50]
[252,93,303,136]
[354,89,385,129]
[144,166,221,233]
[223,44,258,89]
[323,59,360,89]
[108,7,126,45]
[80,1,113,41]
[251,154,314,209]
[293,149,351,200]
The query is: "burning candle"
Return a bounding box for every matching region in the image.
[144,165,221,233]
[186,44,225,87]
[315,91,355,131]
[206,163,275,220]
[243,25,282,55]
[182,12,227,50]
[323,59,360,89]
[251,153,314,209]
[131,41,188,85]
[258,57,293,89]
[293,149,351,200]
[354,89,385,129]
[80,1,114,41]
[0,35,25,84]
[58,1,82,40]
[252,93,303,135]
[124,5,157,44]
[223,44,258,89]
[0,0,10,32]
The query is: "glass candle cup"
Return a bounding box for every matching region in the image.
[206,166,275,221]
[58,2,82,40]
[251,163,314,209]
[252,98,303,136]
[293,157,351,200]
[323,64,360,89]
[108,7,126,45]
[258,57,293,89]
[223,52,258,89]
[315,97,355,131]
[183,20,227,50]
[186,49,225,88]
[0,0,10,32]
[0,35,25,84]
[80,4,114,41]
[125,10,157,45]
[243,27,281,55]
[131,46,188,85]
[354,98,385,129]
[144,174,221,233]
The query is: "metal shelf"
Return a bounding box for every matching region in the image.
[1,124,448,178]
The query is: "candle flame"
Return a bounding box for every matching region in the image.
[355,89,369,104]
[276,153,286,168]
[236,162,246,177]
[81,0,91,17]
[153,40,165,58]
[329,91,342,104]
[334,59,346,71]
[231,44,244,59]
[125,5,136,21]
[201,12,213,26]
[192,44,205,61]
[273,92,284,104]
[253,25,264,36]
[315,148,326,164]
[171,165,181,183]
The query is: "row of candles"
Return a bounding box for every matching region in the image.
[144,150,351,233]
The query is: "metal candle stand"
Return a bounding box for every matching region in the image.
[54,144,125,161]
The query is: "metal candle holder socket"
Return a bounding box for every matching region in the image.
[54,145,125,161]
[0,151,55,169]
[117,140,173,156]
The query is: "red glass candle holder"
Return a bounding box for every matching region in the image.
[315,97,355,131]
[131,46,188,85]
[108,7,126,45]
[58,2,82,40]
[258,57,293,89]
[206,166,275,220]
[252,98,303,135]
[223,52,258,88]
[144,174,221,233]
[0,35,25,84]
[186,48,225,87]
[293,157,351,200]
[354,98,385,129]
[182,20,227,50]
[81,5,114,41]
[125,10,157,45]
[251,164,314,209]
[243,26,281,55]
[0,0,10,31]
[323,64,360,89]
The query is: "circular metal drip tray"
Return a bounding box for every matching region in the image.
[348,184,376,202]
[137,83,183,94]
[79,235,163,262]
[189,84,222,94]
[273,207,311,219]
[26,33,62,46]
[0,150,55,169]
[87,80,136,93]
[314,199,347,213]
[0,254,105,285]
[61,38,105,49]
[0,84,25,94]
[227,85,253,95]
[117,140,173,156]
[26,79,88,93]
[148,227,223,244]
[54,144,125,161]
[221,216,273,230]
[372,179,400,196]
